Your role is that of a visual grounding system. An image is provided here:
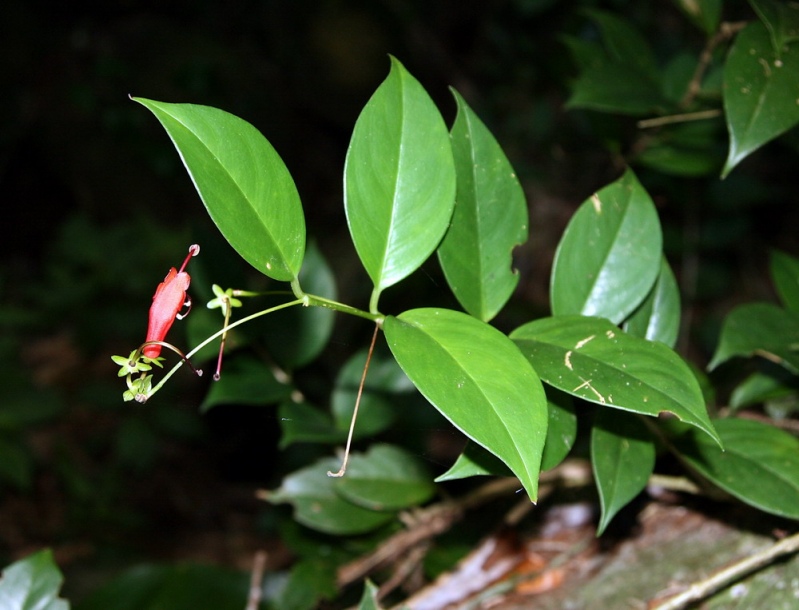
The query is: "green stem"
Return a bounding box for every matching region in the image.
[147,298,304,398]
[305,293,383,323]
[145,292,384,400]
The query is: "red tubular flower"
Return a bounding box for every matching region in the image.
[143,244,200,358]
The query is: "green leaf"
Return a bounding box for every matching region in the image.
[566,63,667,115]
[541,388,578,471]
[436,441,511,482]
[550,169,662,323]
[583,9,658,74]
[635,120,726,177]
[566,10,665,116]
[260,241,337,368]
[511,316,720,445]
[335,444,435,511]
[440,389,576,481]
[0,550,68,610]
[74,563,248,610]
[437,89,528,322]
[266,457,395,535]
[331,347,410,439]
[200,355,293,412]
[749,0,799,57]
[384,308,548,501]
[721,22,799,177]
[668,417,799,519]
[591,409,655,535]
[770,249,799,312]
[356,581,382,610]
[708,302,799,373]
[672,0,721,35]
[344,57,456,308]
[132,98,305,281]
[623,257,681,348]
[273,559,337,610]
[729,367,799,410]
[278,401,345,447]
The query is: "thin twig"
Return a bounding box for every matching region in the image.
[637,109,721,129]
[245,551,267,610]
[679,21,748,109]
[650,531,799,610]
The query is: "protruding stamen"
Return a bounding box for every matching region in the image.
[178,244,201,273]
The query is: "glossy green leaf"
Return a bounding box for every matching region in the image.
[437,89,528,322]
[344,57,456,307]
[200,355,293,412]
[511,316,720,445]
[384,308,548,501]
[591,409,655,535]
[721,22,799,177]
[770,249,799,312]
[332,347,411,438]
[266,457,395,535]
[335,444,435,511]
[260,241,337,368]
[74,563,248,610]
[708,302,799,373]
[550,169,662,323]
[672,0,721,35]
[750,0,799,56]
[668,417,799,519]
[623,257,681,348]
[0,550,68,610]
[278,401,345,447]
[133,98,305,281]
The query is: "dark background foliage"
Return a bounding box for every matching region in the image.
[2,0,798,604]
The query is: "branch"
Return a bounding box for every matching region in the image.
[650,531,799,610]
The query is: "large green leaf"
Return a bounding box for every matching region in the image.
[770,249,799,312]
[750,0,799,57]
[266,457,395,535]
[721,22,799,177]
[583,9,658,74]
[133,98,305,281]
[550,169,662,323]
[278,400,345,447]
[668,417,799,519]
[344,57,456,309]
[383,308,548,501]
[335,444,435,511]
[591,409,655,535]
[622,257,681,348]
[511,316,720,445]
[708,302,799,373]
[438,89,528,322]
[0,550,68,610]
